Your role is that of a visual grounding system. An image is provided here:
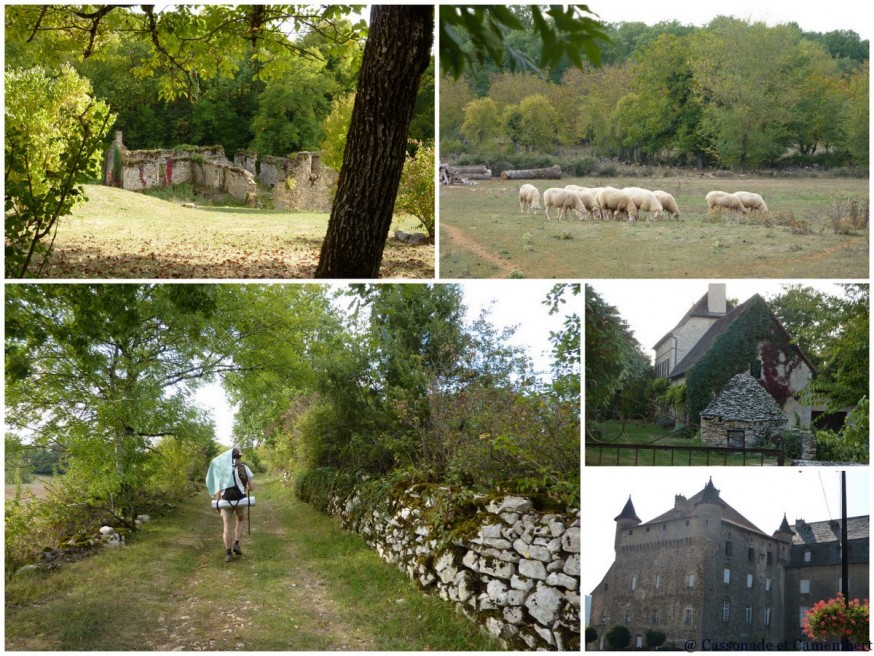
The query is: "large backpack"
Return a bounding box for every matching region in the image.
[221,462,249,502]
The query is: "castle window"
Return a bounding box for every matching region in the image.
[684,608,693,625]
[625,609,632,623]
[600,610,608,623]
[765,577,772,592]
[687,574,696,588]
[636,635,643,649]
[723,568,731,584]
[651,609,659,624]
[799,607,809,628]
[803,550,812,562]
[838,577,843,593]
[631,575,638,591]
[654,574,661,589]
[721,602,730,622]
[725,541,733,556]
[763,607,771,626]
[800,579,810,594]
[604,583,609,591]
[685,520,690,526]
[745,606,753,625]
[767,551,773,565]
[746,573,753,588]
[748,547,755,562]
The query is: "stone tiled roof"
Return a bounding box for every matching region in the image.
[645,479,770,537]
[653,292,735,350]
[788,516,869,567]
[700,373,784,422]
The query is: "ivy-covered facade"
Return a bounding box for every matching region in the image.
[654,285,816,428]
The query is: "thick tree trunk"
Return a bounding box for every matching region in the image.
[500,165,562,180]
[315,6,433,278]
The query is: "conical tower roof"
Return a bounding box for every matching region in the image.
[614,496,641,523]
[700,373,784,421]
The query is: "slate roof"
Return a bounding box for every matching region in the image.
[787,516,869,568]
[615,496,641,523]
[700,373,785,422]
[653,292,735,350]
[666,294,816,380]
[644,479,770,537]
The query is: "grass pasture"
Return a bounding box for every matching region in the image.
[439,175,868,278]
[29,185,433,279]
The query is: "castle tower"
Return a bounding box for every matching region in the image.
[614,496,641,550]
[694,477,724,538]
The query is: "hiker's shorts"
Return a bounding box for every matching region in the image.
[221,505,246,519]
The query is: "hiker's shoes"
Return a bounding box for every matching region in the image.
[232,542,242,556]
[225,549,233,562]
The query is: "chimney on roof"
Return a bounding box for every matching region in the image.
[675,494,688,509]
[708,283,727,314]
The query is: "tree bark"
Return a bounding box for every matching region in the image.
[315,6,433,278]
[500,165,562,180]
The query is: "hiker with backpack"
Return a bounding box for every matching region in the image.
[205,446,254,562]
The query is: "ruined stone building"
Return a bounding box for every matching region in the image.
[653,284,816,428]
[104,132,336,211]
[589,480,869,650]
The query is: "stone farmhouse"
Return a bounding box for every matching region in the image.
[589,480,869,650]
[653,284,816,429]
[104,131,336,211]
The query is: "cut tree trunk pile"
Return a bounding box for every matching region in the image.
[500,165,562,180]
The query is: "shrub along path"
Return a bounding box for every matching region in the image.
[4,477,498,651]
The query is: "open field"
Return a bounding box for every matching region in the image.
[27,185,433,279]
[5,476,52,502]
[439,175,868,278]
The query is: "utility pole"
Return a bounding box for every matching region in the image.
[841,470,849,651]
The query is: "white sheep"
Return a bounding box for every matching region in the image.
[734,191,769,214]
[565,185,600,219]
[518,184,541,214]
[596,187,638,222]
[543,187,586,221]
[653,190,681,220]
[706,191,749,214]
[622,186,663,221]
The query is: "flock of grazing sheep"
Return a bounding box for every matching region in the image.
[518,183,768,222]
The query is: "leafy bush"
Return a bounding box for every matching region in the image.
[396,140,435,237]
[646,629,667,648]
[606,625,631,650]
[815,397,869,463]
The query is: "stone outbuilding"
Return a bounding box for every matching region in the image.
[699,374,786,448]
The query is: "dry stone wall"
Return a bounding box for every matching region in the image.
[234,150,337,212]
[322,485,581,650]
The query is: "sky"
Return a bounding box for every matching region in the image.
[587,0,872,40]
[582,468,871,596]
[194,281,579,446]
[587,281,855,363]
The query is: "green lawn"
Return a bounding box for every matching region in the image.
[27,185,433,279]
[440,175,868,279]
[585,420,783,466]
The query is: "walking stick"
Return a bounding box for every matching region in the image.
[247,489,251,535]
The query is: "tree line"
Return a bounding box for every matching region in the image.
[5,283,580,572]
[442,11,869,171]
[585,284,869,462]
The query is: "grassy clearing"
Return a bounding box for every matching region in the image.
[585,420,782,466]
[5,477,499,651]
[29,185,433,279]
[439,176,868,278]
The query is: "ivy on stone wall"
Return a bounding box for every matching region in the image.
[686,295,797,425]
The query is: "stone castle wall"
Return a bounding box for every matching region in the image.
[318,485,581,650]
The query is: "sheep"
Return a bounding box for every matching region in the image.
[622,186,663,221]
[734,191,768,214]
[543,187,586,221]
[518,184,541,214]
[588,186,618,218]
[706,191,749,214]
[565,185,601,219]
[653,190,681,220]
[596,187,638,222]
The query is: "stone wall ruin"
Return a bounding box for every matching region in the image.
[104,132,336,211]
[318,484,581,650]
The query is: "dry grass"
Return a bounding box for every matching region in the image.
[29,185,433,279]
[439,176,868,279]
